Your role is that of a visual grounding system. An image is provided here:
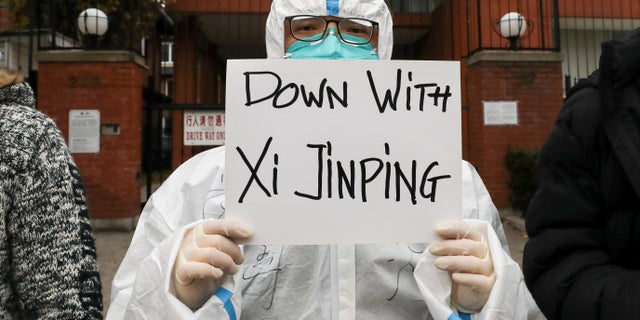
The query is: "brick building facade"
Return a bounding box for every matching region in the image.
[164,0,565,209]
[1,0,638,220]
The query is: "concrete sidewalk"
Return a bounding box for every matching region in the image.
[94,211,530,317]
[95,228,134,316]
[500,211,528,269]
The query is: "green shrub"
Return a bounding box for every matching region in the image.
[505,147,540,218]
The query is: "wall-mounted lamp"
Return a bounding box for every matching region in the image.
[496,12,529,50]
[77,8,109,49]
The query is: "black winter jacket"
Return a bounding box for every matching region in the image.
[523,28,640,319]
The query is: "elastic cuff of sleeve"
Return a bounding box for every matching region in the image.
[447,312,472,320]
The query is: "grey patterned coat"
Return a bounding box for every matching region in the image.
[0,82,103,319]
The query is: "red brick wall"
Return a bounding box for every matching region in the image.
[37,52,146,219]
[0,6,11,30]
[167,0,271,13]
[560,0,640,18]
[466,54,563,208]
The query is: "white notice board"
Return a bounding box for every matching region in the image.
[483,101,518,125]
[225,59,462,245]
[69,109,100,153]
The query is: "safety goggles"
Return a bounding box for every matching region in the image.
[285,15,378,45]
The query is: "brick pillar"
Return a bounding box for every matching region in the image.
[36,51,146,226]
[465,51,563,209]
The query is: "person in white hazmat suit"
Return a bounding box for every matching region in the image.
[107,0,542,319]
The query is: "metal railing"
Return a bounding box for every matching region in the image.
[28,0,166,54]
[464,0,561,55]
[461,0,640,96]
[559,0,640,95]
[385,0,444,13]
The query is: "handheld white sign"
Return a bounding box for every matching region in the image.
[226,59,461,245]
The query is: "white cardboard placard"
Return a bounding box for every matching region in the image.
[226,59,461,245]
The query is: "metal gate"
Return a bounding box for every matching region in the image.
[141,102,224,205]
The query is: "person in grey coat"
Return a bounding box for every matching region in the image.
[0,67,103,319]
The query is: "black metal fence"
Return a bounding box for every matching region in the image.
[558,1,640,95]
[461,0,640,96]
[465,0,561,54]
[27,0,166,54]
[141,103,225,204]
[385,0,444,13]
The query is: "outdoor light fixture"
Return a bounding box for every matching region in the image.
[497,12,527,50]
[77,8,108,48]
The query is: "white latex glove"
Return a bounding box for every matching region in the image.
[428,220,496,313]
[172,218,253,309]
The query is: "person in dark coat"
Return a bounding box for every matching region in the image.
[524,27,640,319]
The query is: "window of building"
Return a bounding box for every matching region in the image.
[163,78,173,98]
[161,41,174,68]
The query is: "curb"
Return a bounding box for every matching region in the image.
[499,208,527,233]
[503,215,526,233]
[91,216,139,232]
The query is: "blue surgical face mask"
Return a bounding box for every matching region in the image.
[285,28,379,60]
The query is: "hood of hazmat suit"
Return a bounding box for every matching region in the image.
[265,0,394,59]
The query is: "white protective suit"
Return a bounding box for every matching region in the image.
[107,1,542,319]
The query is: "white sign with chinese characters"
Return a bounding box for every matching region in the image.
[183,111,226,146]
[225,59,462,245]
[69,109,100,153]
